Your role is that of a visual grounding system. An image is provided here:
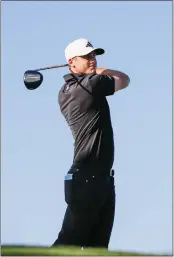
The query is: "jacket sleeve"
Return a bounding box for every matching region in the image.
[89,74,115,97]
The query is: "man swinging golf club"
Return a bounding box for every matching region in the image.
[52,38,130,249]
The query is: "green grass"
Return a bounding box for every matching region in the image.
[1,245,170,256]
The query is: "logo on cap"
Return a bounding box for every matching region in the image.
[86,42,93,48]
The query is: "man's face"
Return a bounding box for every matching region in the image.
[69,51,97,74]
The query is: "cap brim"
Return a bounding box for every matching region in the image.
[76,47,105,58]
[94,48,105,55]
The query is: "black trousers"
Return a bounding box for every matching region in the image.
[52,168,115,249]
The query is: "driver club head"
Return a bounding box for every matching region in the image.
[24,70,43,90]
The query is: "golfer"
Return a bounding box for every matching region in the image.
[52,38,130,249]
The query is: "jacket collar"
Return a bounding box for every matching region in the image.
[63,73,84,82]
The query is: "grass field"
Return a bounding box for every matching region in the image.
[1,245,171,256]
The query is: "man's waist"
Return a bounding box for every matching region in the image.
[66,162,115,180]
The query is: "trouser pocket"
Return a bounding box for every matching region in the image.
[64,178,88,205]
[64,176,109,206]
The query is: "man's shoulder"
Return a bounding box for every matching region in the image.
[59,73,97,94]
[58,73,90,100]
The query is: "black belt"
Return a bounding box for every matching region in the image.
[65,168,114,181]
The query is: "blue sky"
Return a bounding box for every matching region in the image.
[1,1,172,255]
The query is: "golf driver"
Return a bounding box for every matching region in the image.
[24,64,69,90]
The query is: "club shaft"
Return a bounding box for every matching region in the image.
[35,64,69,71]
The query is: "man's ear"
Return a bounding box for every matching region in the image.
[68,58,75,68]
[68,58,73,65]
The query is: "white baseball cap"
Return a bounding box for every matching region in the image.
[65,38,105,62]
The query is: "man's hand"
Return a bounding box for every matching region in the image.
[96,68,130,92]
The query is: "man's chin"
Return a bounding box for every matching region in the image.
[84,68,96,75]
[89,67,96,74]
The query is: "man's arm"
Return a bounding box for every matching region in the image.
[96,68,130,92]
